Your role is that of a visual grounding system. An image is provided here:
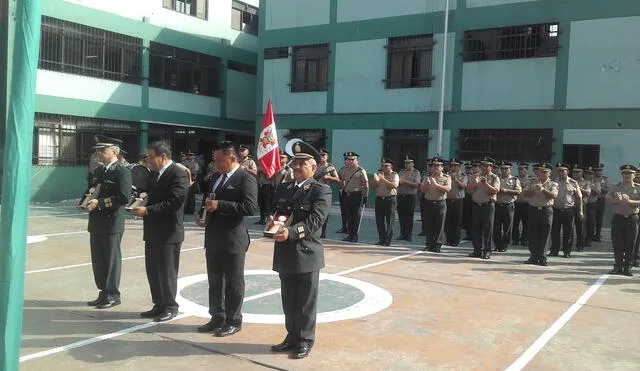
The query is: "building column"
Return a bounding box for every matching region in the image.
[140,36,150,155]
[139,122,148,154]
[552,128,564,165]
[220,58,228,119]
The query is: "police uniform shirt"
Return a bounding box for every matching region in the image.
[526,179,559,207]
[257,168,272,185]
[398,169,421,195]
[554,177,582,209]
[375,172,399,197]
[470,173,501,203]
[447,172,468,200]
[240,157,258,172]
[595,176,611,197]
[608,183,640,216]
[315,163,338,185]
[577,179,592,204]
[424,174,451,201]
[339,167,368,193]
[587,178,601,204]
[497,175,522,204]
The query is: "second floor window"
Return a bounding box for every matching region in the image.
[149,42,220,97]
[385,35,435,89]
[163,0,207,20]
[231,0,259,36]
[291,44,329,93]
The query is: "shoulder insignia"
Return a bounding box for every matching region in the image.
[297,225,304,233]
[303,183,311,191]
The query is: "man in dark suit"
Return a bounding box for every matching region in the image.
[268,141,331,359]
[85,138,132,309]
[195,141,258,337]
[132,141,189,322]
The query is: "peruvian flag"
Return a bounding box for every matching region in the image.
[257,99,281,178]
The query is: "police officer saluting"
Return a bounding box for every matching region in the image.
[523,163,558,266]
[548,163,582,258]
[605,164,640,276]
[397,156,421,241]
[494,162,521,252]
[467,157,500,259]
[372,158,399,246]
[314,148,340,238]
[445,158,467,246]
[338,152,369,242]
[421,157,451,253]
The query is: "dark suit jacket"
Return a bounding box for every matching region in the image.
[272,178,332,274]
[143,162,189,244]
[200,167,258,253]
[88,163,132,234]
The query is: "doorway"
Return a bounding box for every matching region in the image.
[563,144,600,169]
[383,130,429,170]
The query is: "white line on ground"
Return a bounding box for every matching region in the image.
[28,212,85,219]
[505,274,609,371]
[39,231,87,238]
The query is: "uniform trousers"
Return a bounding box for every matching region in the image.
[472,202,495,254]
[397,194,417,239]
[550,208,575,255]
[512,202,529,243]
[528,206,553,261]
[493,202,515,251]
[145,241,181,313]
[445,198,464,245]
[280,271,319,346]
[424,200,446,251]
[610,214,638,269]
[257,184,274,221]
[595,197,606,240]
[573,206,586,249]
[375,196,396,243]
[585,202,597,246]
[338,191,347,231]
[462,193,473,238]
[343,191,364,238]
[90,233,123,301]
[206,250,246,326]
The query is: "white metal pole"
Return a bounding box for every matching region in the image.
[436,0,450,157]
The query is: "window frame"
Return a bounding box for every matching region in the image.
[457,129,553,163]
[231,0,259,36]
[290,44,330,93]
[162,0,208,21]
[384,35,436,89]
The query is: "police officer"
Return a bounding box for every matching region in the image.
[418,159,433,237]
[494,162,521,252]
[270,141,332,359]
[583,166,599,247]
[238,145,258,177]
[182,151,201,215]
[338,152,369,243]
[256,163,274,225]
[421,157,451,253]
[549,163,582,258]
[512,162,531,246]
[397,156,421,241]
[605,164,640,276]
[523,163,558,266]
[445,158,466,246]
[462,162,475,240]
[467,157,500,259]
[571,165,591,252]
[85,138,132,308]
[593,164,610,242]
[314,148,340,238]
[336,157,349,234]
[372,158,399,246]
[633,171,640,268]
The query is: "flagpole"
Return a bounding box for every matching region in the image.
[436,0,450,157]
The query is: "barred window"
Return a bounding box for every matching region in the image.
[457,129,553,162]
[33,113,139,166]
[228,60,257,75]
[162,0,207,20]
[462,23,559,62]
[264,47,288,60]
[231,0,259,36]
[290,44,329,93]
[149,42,220,97]
[385,35,435,89]
[39,16,142,84]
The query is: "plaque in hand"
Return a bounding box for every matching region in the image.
[264,209,293,238]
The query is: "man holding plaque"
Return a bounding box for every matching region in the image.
[268,141,332,359]
[85,138,132,309]
[195,141,258,337]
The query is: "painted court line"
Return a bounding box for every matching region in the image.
[505,274,609,371]
[29,212,85,219]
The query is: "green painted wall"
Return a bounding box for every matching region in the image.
[30,166,87,203]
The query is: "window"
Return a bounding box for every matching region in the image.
[149,42,220,97]
[385,35,435,89]
[163,0,207,20]
[264,47,288,60]
[33,114,139,166]
[457,129,553,162]
[563,144,600,168]
[231,0,259,36]
[228,60,257,75]
[383,130,430,171]
[39,16,142,84]
[462,23,559,62]
[290,44,329,93]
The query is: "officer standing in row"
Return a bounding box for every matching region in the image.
[593,164,610,242]
[372,158,399,246]
[584,166,599,248]
[467,157,500,259]
[523,163,558,266]
[572,165,591,252]
[314,148,340,238]
[238,145,258,177]
[462,162,475,241]
[397,156,421,242]
[338,152,369,243]
[445,158,467,246]
[256,163,274,225]
[336,157,349,234]
[512,163,531,246]
[421,157,451,253]
[605,164,640,276]
[494,162,521,252]
[548,163,582,258]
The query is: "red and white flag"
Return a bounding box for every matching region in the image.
[257,99,281,178]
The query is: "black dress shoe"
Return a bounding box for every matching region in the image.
[336,228,347,234]
[375,240,384,245]
[538,258,548,267]
[608,267,622,275]
[154,311,177,322]
[215,324,241,337]
[622,268,633,277]
[468,252,481,258]
[271,340,296,352]
[87,293,106,306]
[563,252,571,258]
[547,252,559,257]
[481,252,491,260]
[342,236,354,242]
[197,318,225,333]
[96,299,121,309]
[523,258,536,264]
[140,308,162,318]
[634,260,640,267]
[406,237,412,242]
[292,344,311,359]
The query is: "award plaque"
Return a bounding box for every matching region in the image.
[263,209,293,238]
[78,184,102,211]
[126,192,148,211]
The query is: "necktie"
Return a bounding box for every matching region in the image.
[214,174,227,193]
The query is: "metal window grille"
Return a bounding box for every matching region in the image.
[264,47,288,60]
[462,23,559,62]
[457,129,553,162]
[385,35,435,89]
[39,16,142,84]
[149,42,221,97]
[33,113,139,166]
[162,0,207,20]
[290,44,329,93]
[227,60,257,75]
[231,0,259,36]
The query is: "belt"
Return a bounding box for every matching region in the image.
[425,199,445,203]
[496,202,514,207]
[614,213,639,219]
[398,194,416,197]
[343,191,363,196]
[553,207,574,212]
[376,196,396,200]
[531,205,552,211]
[474,201,495,206]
